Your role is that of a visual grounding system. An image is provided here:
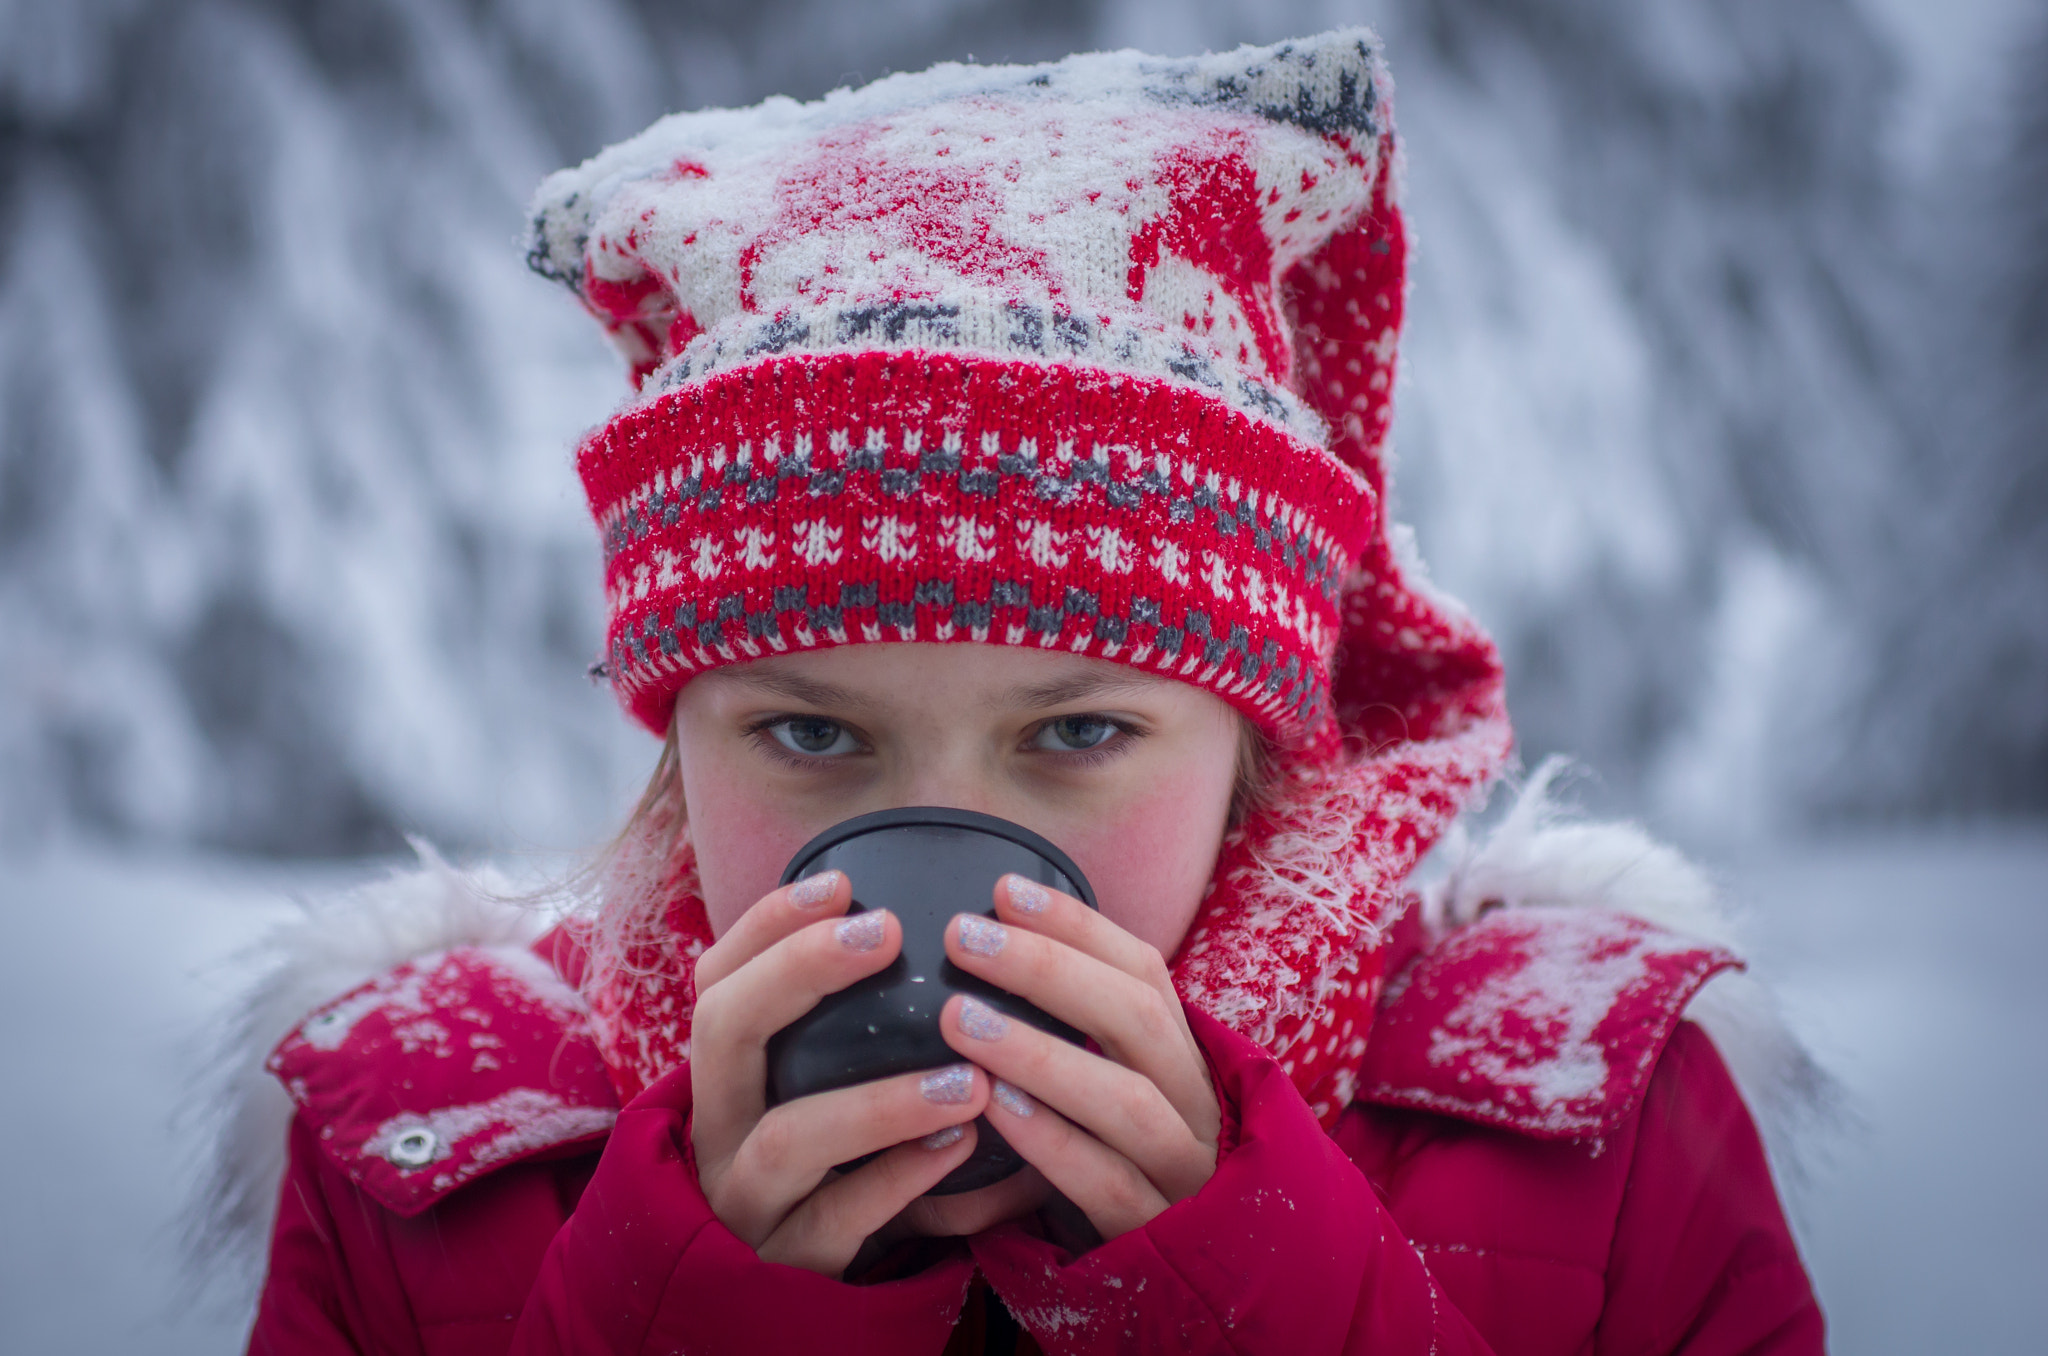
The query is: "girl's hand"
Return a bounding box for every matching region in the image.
[937,874,1222,1240]
[688,872,992,1276]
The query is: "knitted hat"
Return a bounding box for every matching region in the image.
[532,32,1511,1123]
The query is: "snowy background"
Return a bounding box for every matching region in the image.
[2,0,2043,1350]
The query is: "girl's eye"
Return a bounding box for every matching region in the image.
[1034,715,1121,752]
[767,717,858,757]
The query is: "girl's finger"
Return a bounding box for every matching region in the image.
[993,876,1209,1096]
[939,992,1214,1202]
[994,874,1182,1012]
[946,910,1219,1144]
[755,1123,981,1276]
[689,907,903,1159]
[694,871,853,992]
[709,1062,989,1247]
[980,1075,1169,1241]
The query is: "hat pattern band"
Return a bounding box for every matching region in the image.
[583,349,1379,735]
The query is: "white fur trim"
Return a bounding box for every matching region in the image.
[1418,758,1837,1185]
[184,841,551,1297]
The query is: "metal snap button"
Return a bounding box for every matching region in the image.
[386,1127,439,1168]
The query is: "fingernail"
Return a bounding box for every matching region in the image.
[957,915,1008,958]
[1005,875,1052,915]
[920,1064,975,1105]
[921,1123,967,1150]
[992,1080,1036,1118]
[835,911,885,952]
[957,996,1010,1041]
[790,871,840,909]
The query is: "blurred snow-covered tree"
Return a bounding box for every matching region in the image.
[1,0,2037,854]
[0,0,1098,854]
[1829,5,2048,818]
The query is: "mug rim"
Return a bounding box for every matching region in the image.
[778,805,1097,909]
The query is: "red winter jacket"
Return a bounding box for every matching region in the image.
[248,907,1823,1355]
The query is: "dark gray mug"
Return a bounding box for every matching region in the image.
[766,807,1096,1194]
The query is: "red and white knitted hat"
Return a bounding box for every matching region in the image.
[532,32,1511,1122]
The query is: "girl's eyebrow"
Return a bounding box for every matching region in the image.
[717,669,872,711]
[715,664,1162,712]
[995,672,1164,710]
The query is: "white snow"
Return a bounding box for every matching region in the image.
[1721,827,2048,1354]
[295,956,440,1052]
[1422,910,1713,1115]
[0,849,359,1351]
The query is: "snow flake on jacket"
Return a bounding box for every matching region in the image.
[267,943,618,1216]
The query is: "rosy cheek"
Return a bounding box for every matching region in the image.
[682,772,820,938]
[1059,775,1230,958]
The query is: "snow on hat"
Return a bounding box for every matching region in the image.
[533,32,1511,1122]
[530,30,1491,749]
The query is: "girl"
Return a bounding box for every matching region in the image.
[237,29,1824,1353]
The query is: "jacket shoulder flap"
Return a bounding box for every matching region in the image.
[267,931,618,1217]
[1357,907,1740,1140]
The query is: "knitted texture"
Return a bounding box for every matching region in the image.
[531,31,1512,1124]
[575,355,1372,732]
[532,33,1408,739]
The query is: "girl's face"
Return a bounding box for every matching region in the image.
[674,643,1243,959]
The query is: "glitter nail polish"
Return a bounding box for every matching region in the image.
[921,1123,967,1150]
[789,871,840,909]
[835,910,886,952]
[957,995,1010,1041]
[992,1080,1036,1118]
[920,1064,975,1104]
[1005,875,1052,915]
[957,915,1008,957]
